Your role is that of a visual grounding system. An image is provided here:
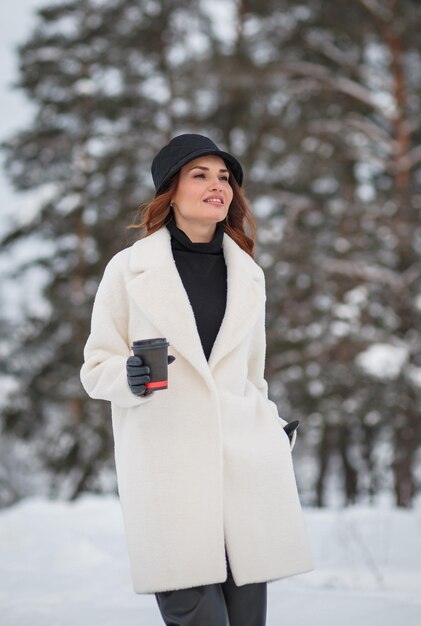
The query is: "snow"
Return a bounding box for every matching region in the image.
[1,495,420,625]
[0,375,19,409]
[407,365,421,388]
[201,0,237,48]
[0,2,58,324]
[0,0,47,234]
[356,342,409,380]
[415,293,421,312]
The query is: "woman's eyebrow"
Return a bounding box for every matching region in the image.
[188,165,229,174]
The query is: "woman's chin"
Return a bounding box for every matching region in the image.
[201,202,227,215]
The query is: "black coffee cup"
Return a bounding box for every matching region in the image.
[131,338,170,392]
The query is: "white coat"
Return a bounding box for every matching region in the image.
[80,224,313,594]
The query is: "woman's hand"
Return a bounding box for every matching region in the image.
[126,354,177,397]
[126,356,152,397]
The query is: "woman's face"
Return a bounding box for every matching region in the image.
[170,155,234,226]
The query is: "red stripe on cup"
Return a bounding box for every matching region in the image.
[145,380,168,389]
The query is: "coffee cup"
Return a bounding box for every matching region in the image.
[131,338,170,392]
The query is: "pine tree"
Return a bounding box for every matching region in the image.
[251,0,421,506]
[1,0,420,508]
[0,0,231,502]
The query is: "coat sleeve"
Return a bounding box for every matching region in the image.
[247,278,297,451]
[80,252,153,409]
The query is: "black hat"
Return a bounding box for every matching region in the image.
[151,133,243,195]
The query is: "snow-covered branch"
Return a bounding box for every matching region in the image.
[280,61,394,119]
[344,114,394,149]
[318,258,405,291]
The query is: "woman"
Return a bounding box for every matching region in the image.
[80,133,313,625]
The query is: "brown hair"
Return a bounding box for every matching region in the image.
[127,166,258,259]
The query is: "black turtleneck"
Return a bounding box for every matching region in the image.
[165,215,227,361]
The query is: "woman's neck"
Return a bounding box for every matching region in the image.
[169,215,218,243]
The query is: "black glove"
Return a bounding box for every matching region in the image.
[126,354,176,397]
[283,420,300,443]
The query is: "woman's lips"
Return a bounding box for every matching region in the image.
[203,199,224,205]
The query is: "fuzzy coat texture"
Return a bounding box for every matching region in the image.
[80,224,314,594]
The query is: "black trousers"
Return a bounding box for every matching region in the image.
[154,548,267,626]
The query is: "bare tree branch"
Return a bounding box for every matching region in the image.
[402,263,421,287]
[307,119,390,168]
[268,333,388,370]
[394,145,421,172]
[344,114,394,148]
[355,0,393,22]
[317,257,405,291]
[274,190,317,211]
[309,116,394,155]
[305,30,360,70]
[280,61,396,120]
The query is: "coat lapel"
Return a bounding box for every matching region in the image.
[127,225,264,384]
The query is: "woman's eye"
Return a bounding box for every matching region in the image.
[193,173,229,181]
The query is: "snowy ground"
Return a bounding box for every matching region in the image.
[1,495,420,625]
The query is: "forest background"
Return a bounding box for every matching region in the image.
[0,0,420,511]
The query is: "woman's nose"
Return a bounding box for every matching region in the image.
[209,177,222,190]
